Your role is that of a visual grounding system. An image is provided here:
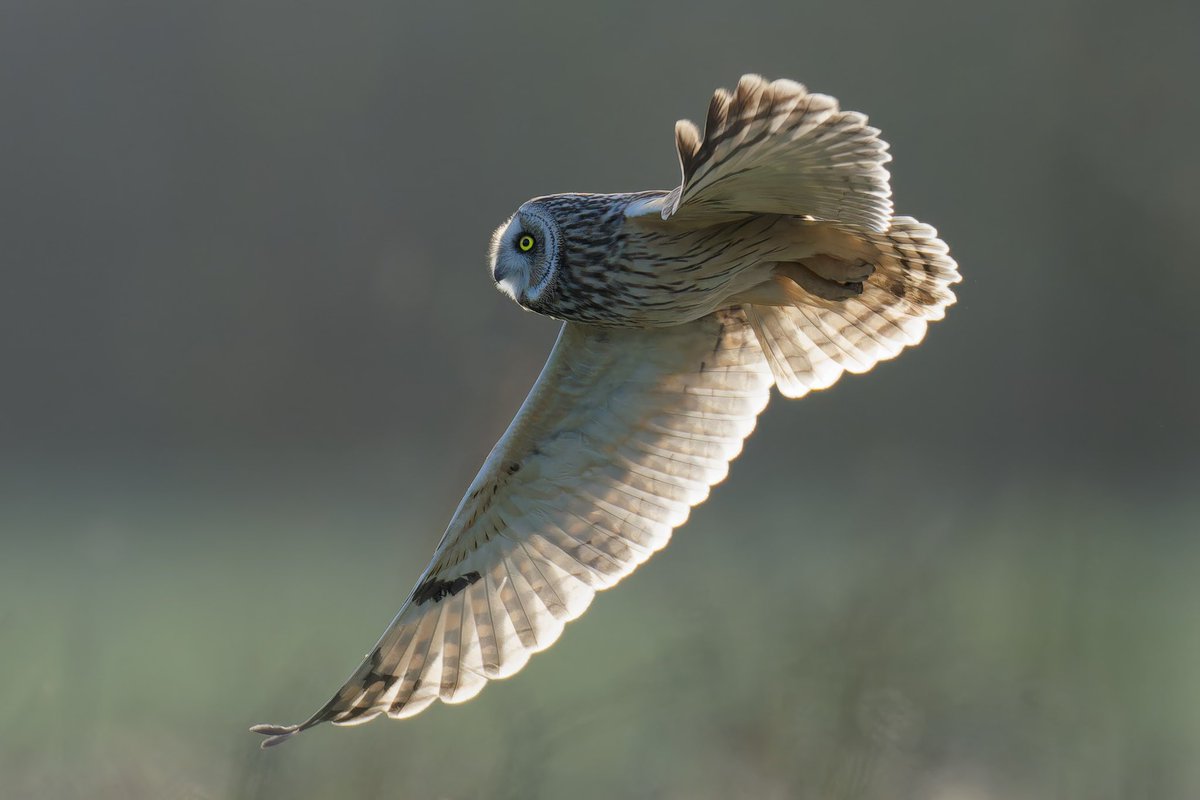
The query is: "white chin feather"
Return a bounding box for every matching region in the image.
[497,276,520,302]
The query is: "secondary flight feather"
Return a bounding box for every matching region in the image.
[252,75,960,747]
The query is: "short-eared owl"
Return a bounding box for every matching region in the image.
[253,75,959,747]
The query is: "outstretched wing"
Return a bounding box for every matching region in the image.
[252,308,773,746]
[626,75,893,231]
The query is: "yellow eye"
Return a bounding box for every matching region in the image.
[517,234,535,253]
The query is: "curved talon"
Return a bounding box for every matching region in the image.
[802,254,875,283]
[774,263,866,301]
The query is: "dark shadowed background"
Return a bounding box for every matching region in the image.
[3,1,1198,798]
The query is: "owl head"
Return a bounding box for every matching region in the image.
[489,201,563,309]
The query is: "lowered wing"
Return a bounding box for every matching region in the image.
[252,308,773,746]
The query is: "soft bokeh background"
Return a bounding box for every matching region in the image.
[3,1,1198,798]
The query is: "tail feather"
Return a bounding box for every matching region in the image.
[747,216,959,398]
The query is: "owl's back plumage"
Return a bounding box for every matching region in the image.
[252,75,960,747]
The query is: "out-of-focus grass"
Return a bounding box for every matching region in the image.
[1,469,1197,800]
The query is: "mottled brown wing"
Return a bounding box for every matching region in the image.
[252,309,773,746]
[626,75,893,231]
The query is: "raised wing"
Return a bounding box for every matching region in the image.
[626,75,893,231]
[252,308,773,746]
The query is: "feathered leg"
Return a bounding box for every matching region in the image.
[742,216,960,398]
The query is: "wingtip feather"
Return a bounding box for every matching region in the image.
[250,723,299,748]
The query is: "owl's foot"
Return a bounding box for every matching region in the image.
[801,254,875,284]
[774,262,867,301]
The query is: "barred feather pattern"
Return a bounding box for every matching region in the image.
[648,75,894,231]
[252,309,773,747]
[533,199,814,328]
[746,217,960,398]
[254,75,959,747]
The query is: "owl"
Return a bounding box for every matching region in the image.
[252,75,959,747]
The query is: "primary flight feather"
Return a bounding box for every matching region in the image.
[252,75,960,747]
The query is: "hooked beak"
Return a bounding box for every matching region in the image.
[492,262,520,301]
[492,261,513,285]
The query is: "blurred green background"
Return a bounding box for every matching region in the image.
[2,0,1198,798]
